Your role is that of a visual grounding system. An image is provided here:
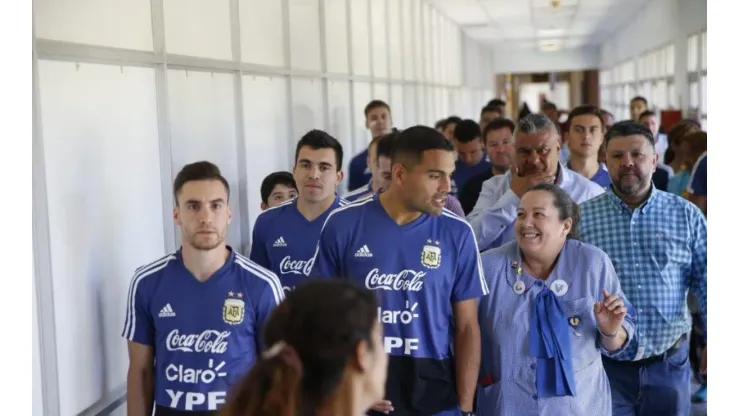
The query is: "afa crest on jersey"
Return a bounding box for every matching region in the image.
[421,239,442,270]
[223,293,245,325]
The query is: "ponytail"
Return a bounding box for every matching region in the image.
[220,342,304,416]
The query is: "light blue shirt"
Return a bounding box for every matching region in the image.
[578,187,707,360]
[477,239,635,416]
[467,163,605,251]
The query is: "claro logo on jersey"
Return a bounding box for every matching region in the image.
[279,256,314,276]
[365,268,425,291]
[166,329,230,354]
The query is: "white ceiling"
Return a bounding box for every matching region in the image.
[429,0,650,52]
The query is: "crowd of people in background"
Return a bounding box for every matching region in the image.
[124,94,707,416]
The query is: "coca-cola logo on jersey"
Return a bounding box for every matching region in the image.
[365,268,425,291]
[279,256,314,276]
[166,329,230,354]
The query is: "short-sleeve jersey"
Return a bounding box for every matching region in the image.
[121,248,285,412]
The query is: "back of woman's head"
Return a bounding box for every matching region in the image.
[665,120,701,164]
[220,280,379,416]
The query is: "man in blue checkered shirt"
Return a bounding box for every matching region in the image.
[578,121,707,416]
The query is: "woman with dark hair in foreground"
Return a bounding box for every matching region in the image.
[219,280,388,416]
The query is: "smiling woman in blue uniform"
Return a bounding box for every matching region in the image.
[477,183,635,416]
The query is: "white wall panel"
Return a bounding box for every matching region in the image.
[373,82,390,105]
[291,77,326,142]
[353,82,373,151]
[370,0,388,78]
[163,0,232,60]
[35,0,153,50]
[167,69,243,249]
[403,84,418,126]
[413,0,424,81]
[240,0,285,66]
[327,80,355,193]
[37,60,164,415]
[390,84,405,129]
[324,0,350,73]
[242,75,290,233]
[289,0,322,71]
[387,0,403,79]
[401,0,416,81]
[32,270,43,416]
[350,0,371,76]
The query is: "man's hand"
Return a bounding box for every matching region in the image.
[371,399,394,414]
[509,163,556,198]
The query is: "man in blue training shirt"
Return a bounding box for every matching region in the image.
[122,161,285,416]
[249,130,347,293]
[347,100,393,191]
[310,126,488,416]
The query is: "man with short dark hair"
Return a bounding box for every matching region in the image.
[259,171,297,211]
[458,118,514,214]
[579,121,707,416]
[310,126,487,416]
[249,130,347,294]
[347,100,393,191]
[452,119,492,195]
[479,104,502,130]
[124,161,284,416]
[344,131,398,202]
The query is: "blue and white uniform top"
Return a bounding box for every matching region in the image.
[477,239,635,416]
[249,196,348,293]
[121,248,285,413]
[309,194,489,415]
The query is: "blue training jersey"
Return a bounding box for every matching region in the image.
[249,196,348,293]
[121,248,285,413]
[309,194,489,415]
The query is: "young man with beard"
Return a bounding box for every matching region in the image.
[309,126,487,416]
[249,130,347,294]
[123,161,284,415]
[579,121,707,416]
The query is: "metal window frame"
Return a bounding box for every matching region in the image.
[32,1,493,414]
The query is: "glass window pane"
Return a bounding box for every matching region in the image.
[665,45,675,76]
[700,75,707,116]
[656,48,665,77]
[701,31,707,70]
[667,83,676,109]
[656,80,667,109]
[689,81,699,109]
[688,34,699,72]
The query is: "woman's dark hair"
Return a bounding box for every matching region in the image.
[524,183,581,240]
[220,280,378,416]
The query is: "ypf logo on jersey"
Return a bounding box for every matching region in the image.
[421,239,441,270]
[222,292,245,325]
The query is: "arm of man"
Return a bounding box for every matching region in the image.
[451,226,489,412]
[122,273,156,416]
[127,342,155,416]
[453,300,482,412]
[253,268,286,351]
[308,214,345,279]
[248,215,271,269]
[466,180,520,251]
[687,155,707,216]
[688,206,708,341]
[597,253,636,355]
